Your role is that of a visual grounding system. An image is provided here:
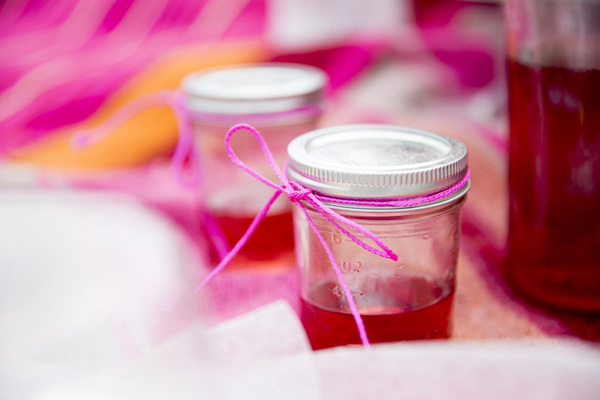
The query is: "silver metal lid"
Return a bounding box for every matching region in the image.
[286,125,469,200]
[181,63,327,115]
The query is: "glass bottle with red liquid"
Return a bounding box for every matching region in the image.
[505,0,600,310]
[181,63,327,266]
[286,125,470,350]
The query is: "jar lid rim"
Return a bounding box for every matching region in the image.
[286,124,469,199]
[181,63,327,115]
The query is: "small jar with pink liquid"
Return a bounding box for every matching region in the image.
[286,125,470,349]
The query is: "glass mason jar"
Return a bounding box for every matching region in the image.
[505,0,600,310]
[181,63,328,265]
[287,125,470,350]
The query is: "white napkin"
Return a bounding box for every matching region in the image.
[30,301,316,400]
[0,189,204,399]
[314,340,600,400]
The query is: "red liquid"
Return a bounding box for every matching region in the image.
[206,210,295,264]
[507,57,600,310]
[301,278,453,350]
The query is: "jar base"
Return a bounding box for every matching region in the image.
[300,279,454,350]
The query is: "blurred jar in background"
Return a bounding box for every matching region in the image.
[182,63,328,266]
[505,0,600,310]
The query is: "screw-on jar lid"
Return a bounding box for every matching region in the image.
[181,63,327,115]
[287,125,469,200]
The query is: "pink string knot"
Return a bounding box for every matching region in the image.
[285,183,312,202]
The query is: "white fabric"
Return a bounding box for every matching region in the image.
[1,188,599,399]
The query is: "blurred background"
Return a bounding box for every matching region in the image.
[0,0,598,398]
[0,0,505,160]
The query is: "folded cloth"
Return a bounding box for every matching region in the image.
[12,301,600,400]
[0,188,205,399]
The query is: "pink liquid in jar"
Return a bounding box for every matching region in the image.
[300,274,454,350]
